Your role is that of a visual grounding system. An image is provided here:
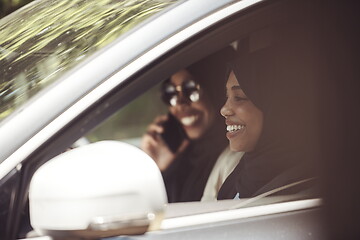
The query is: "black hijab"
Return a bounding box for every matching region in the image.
[218,25,320,199]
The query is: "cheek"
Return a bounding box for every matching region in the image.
[254,111,264,132]
[249,113,263,142]
[245,106,264,149]
[194,101,214,126]
[231,103,264,151]
[233,104,250,120]
[237,103,262,124]
[247,104,263,130]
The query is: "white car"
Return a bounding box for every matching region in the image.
[0,0,359,239]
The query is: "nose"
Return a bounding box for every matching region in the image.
[171,90,191,107]
[176,91,190,105]
[220,100,233,118]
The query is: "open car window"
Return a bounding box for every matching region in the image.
[38,0,322,215]
[1,0,345,239]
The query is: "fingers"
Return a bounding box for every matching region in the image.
[145,114,169,136]
[154,114,169,124]
[141,134,159,161]
[141,114,188,171]
[146,124,163,136]
[141,133,158,150]
[176,139,190,154]
[141,114,169,155]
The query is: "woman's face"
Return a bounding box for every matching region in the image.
[168,69,215,139]
[221,71,264,152]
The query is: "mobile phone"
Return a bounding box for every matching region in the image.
[160,113,187,153]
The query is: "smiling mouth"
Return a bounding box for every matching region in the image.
[180,115,199,126]
[226,125,245,132]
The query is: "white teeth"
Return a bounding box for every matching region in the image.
[181,115,198,126]
[226,125,245,132]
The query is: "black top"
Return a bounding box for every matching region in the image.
[163,122,227,202]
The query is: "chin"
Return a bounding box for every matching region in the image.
[230,142,245,152]
[186,129,203,140]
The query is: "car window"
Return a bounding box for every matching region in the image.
[86,82,167,146]
[1,0,333,238]
[44,0,323,206]
[0,0,178,122]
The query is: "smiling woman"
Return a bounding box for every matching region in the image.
[167,69,215,140]
[218,22,321,200]
[221,71,264,152]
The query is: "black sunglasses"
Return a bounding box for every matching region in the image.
[161,79,201,106]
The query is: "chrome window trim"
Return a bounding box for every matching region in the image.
[0,0,264,179]
[160,198,322,230]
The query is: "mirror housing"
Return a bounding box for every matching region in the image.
[29,141,167,239]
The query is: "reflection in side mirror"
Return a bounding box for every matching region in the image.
[29,141,167,239]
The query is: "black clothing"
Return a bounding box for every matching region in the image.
[162,121,227,203]
[218,22,320,199]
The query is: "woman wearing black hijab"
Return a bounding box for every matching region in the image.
[218,29,320,199]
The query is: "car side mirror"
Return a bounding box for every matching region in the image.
[28,141,167,239]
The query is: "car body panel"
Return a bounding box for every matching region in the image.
[111,200,325,240]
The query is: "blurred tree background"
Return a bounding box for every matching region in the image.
[0,0,33,18]
[87,83,167,144]
[0,0,172,143]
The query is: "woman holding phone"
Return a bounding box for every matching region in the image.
[141,47,235,202]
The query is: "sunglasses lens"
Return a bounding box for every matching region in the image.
[169,95,178,106]
[162,83,176,105]
[164,84,176,94]
[162,80,200,106]
[189,91,200,102]
[184,80,200,102]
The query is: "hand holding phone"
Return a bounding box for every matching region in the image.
[160,113,188,153]
[141,113,188,171]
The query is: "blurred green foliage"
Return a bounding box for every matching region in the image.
[0,0,176,121]
[87,82,168,142]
